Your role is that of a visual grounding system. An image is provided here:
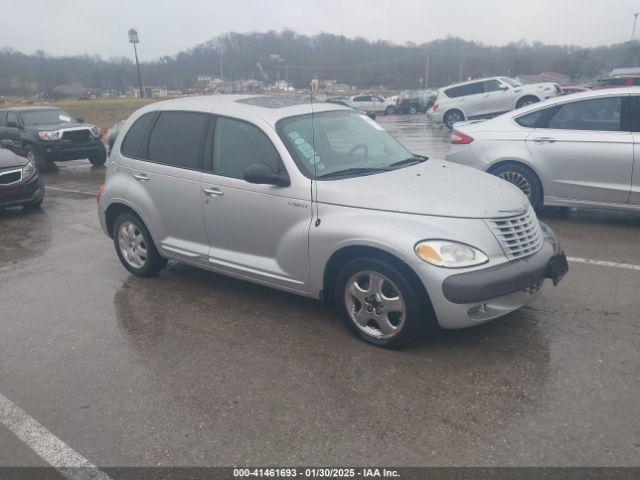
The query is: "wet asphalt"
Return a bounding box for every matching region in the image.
[0,115,639,468]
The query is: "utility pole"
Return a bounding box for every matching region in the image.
[128,29,144,98]
[219,54,224,81]
[285,64,289,87]
[425,53,430,89]
[632,13,639,41]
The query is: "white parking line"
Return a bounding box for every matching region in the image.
[46,186,96,197]
[0,392,112,480]
[568,256,640,271]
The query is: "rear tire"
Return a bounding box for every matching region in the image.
[443,109,464,129]
[491,163,543,210]
[334,257,425,349]
[113,212,167,277]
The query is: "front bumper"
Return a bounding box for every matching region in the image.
[0,172,44,208]
[424,234,567,330]
[32,140,105,162]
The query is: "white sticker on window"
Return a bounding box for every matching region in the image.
[59,115,71,122]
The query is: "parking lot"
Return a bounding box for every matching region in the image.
[1,114,639,469]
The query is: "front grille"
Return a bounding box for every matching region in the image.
[486,207,544,260]
[0,169,22,185]
[62,129,91,144]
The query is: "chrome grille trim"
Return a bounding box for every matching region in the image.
[0,168,23,186]
[486,207,544,260]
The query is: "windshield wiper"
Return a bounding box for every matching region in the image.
[388,156,428,169]
[317,167,390,179]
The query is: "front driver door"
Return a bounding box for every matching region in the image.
[483,79,514,117]
[201,116,312,292]
[525,96,633,204]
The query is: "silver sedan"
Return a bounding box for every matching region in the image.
[445,87,640,212]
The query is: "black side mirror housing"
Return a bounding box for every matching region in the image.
[77,117,84,123]
[243,163,290,187]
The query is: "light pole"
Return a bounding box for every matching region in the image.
[128,29,144,98]
[632,13,640,41]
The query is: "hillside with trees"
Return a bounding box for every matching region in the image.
[2,30,640,96]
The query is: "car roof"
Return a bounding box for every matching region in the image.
[439,76,504,90]
[0,106,62,112]
[134,94,349,127]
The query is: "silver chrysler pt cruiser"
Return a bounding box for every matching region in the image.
[98,95,568,348]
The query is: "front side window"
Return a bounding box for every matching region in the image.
[213,117,282,179]
[545,97,622,132]
[484,79,504,92]
[20,109,73,125]
[279,111,415,179]
[6,112,19,127]
[147,111,209,169]
[500,77,522,88]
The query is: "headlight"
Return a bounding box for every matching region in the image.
[415,240,488,268]
[22,161,35,178]
[38,130,62,141]
[90,126,102,138]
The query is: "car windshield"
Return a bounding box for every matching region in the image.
[501,77,522,88]
[278,110,419,179]
[21,109,74,126]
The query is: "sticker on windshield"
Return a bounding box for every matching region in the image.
[288,131,319,164]
[360,115,384,130]
[59,114,71,122]
[316,163,326,170]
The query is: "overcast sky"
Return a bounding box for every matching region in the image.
[2,0,639,59]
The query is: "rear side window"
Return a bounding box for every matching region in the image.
[213,117,282,179]
[6,111,18,127]
[121,112,156,159]
[147,111,210,169]
[515,110,545,128]
[545,97,622,132]
[445,82,483,98]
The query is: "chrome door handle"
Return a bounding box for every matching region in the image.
[202,187,224,197]
[133,173,149,182]
[533,137,557,144]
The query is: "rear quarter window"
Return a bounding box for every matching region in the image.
[515,110,545,128]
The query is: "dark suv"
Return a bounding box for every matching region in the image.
[0,106,107,169]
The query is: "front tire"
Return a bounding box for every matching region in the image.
[491,163,543,210]
[443,109,464,129]
[89,146,107,166]
[113,212,167,277]
[24,145,52,171]
[516,96,539,109]
[335,258,425,348]
[385,106,395,115]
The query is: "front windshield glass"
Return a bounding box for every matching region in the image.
[21,109,74,126]
[501,77,522,88]
[278,111,416,179]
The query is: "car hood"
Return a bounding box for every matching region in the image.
[0,149,28,168]
[515,82,558,95]
[24,122,94,132]
[316,160,528,219]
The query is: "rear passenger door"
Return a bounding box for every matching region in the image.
[526,96,633,204]
[201,116,312,292]
[124,110,212,261]
[447,82,484,118]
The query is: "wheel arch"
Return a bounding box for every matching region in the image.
[105,201,154,242]
[321,245,438,328]
[487,159,545,202]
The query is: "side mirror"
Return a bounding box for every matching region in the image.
[499,85,510,91]
[243,163,290,187]
[77,117,84,123]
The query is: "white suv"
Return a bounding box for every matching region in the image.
[428,77,561,129]
[350,94,397,115]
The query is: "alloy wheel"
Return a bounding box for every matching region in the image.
[117,221,148,269]
[344,270,406,340]
[498,170,532,199]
